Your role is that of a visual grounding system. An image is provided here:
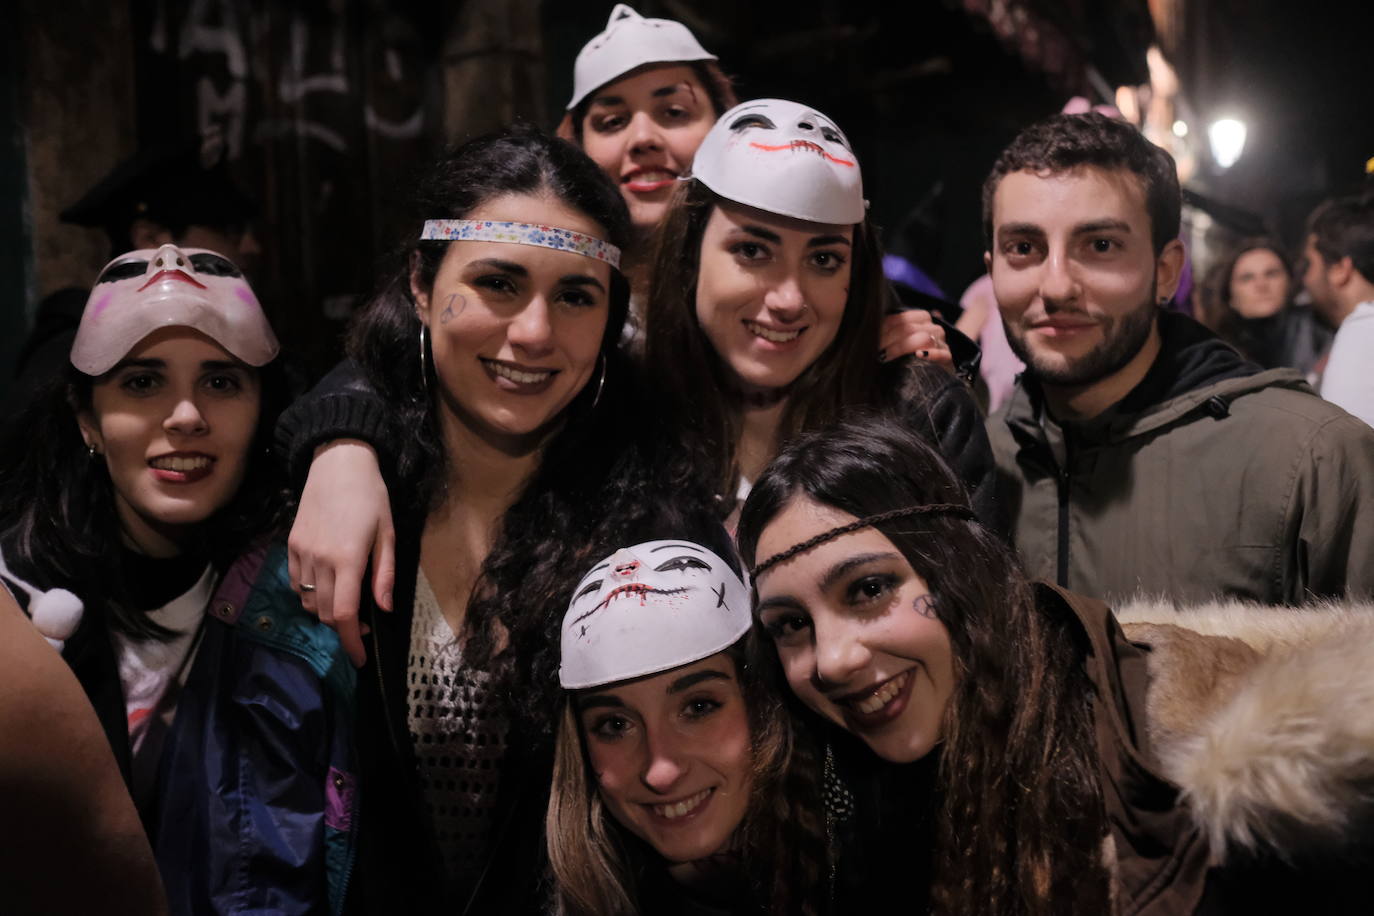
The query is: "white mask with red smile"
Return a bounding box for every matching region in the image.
[690,98,867,225]
[560,539,751,690]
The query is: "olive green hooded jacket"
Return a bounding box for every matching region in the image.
[988,313,1374,605]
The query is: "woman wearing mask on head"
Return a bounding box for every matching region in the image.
[168,124,666,913]
[277,93,961,659]
[0,244,284,826]
[558,4,733,278]
[1198,237,1332,379]
[549,531,825,916]
[643,99,997,527]
[737,417,1374,915]
[555,6,952,364]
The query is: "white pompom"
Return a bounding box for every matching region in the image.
[31,588,84,649]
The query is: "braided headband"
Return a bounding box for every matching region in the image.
[749,504,976,580]
[421,219,621,270]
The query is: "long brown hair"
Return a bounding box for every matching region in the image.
[737,416,1112,916]
[642,179,888,501]
[1197,236,1293,334]
[546,639,828,916]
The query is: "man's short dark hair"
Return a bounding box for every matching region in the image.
[981,113,1181,256]
[1307,194,1374,283]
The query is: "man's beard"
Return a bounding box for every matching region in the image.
[1005,286,1159,389]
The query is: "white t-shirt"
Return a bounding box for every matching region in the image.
[113,564,215,807]
[1320,301,1374,427]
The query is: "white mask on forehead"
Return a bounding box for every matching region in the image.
[559,539,751,690]
[567,4,717,111]
[71,244,278,376]
[690,98,867,225]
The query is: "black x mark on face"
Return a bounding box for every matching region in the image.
[713,581,729,610]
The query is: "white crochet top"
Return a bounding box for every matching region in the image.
[406,569,508,890]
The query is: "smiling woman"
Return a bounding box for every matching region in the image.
[738,416,1374,915]
[0,242,285,836]
[548,531,825,916]
[643,99,999,529]
[558,4,736,240]
[166,124,684,913]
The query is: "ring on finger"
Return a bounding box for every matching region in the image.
[299,583,317,593]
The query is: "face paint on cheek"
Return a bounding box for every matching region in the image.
[440,293,466,324]
[913,594,937,619]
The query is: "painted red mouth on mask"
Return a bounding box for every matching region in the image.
[750,140,856,167]
[138,270,207,292]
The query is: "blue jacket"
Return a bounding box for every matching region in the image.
[155,542,359,915]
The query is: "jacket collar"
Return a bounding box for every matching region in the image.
[1004,312,1311,447]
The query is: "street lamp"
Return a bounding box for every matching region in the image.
[1208,118,1247,169]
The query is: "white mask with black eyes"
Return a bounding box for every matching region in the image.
[559,539,752,690]
[690,98,867,224]
[71,243,278,376]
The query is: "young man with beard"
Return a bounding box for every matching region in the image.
[1302,193,1374,427]
[983,113,1374,605]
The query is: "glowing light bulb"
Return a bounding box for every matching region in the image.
[1209,118,1247,169]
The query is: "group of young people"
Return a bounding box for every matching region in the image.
[3,5,1372,915]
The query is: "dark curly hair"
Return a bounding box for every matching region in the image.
[736,415,1111,916]
[982,112,1181,256]
[347,123,656,737]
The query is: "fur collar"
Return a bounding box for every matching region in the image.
[1113,598,1374,862]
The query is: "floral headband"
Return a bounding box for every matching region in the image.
[421,219,622,270]
[749,504,976,580]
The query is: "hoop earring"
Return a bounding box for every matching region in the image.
[591,354,607,410]
[418,324,431,397]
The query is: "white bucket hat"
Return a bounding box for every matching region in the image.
[560,539,751,690]
[71,244,278,376]
[567,4,716,110]
[690,98,867,225]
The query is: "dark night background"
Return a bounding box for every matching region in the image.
[4,0,1373,400]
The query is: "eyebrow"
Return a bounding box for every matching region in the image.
[577,693,623,711]
[668,669,731,693]
[558,273,607,293]
[106,358,247,375]
[111,358,166,371]
[733,225,782,244]
[469,258,528,276]
[996,222,1045,241]
[468,259,605,293]
[576,668,733,711]
[1072,219,1133,236]
[807,235,851,248]
[591,83,692,108]
[820,551,902,592]
[649,543,704,553]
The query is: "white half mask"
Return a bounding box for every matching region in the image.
[690,98,866,225]
[567,4,717,110]
[560,539,751,690]
[71,244,279,376]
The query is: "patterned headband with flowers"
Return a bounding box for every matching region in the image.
[420,219,622,270]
